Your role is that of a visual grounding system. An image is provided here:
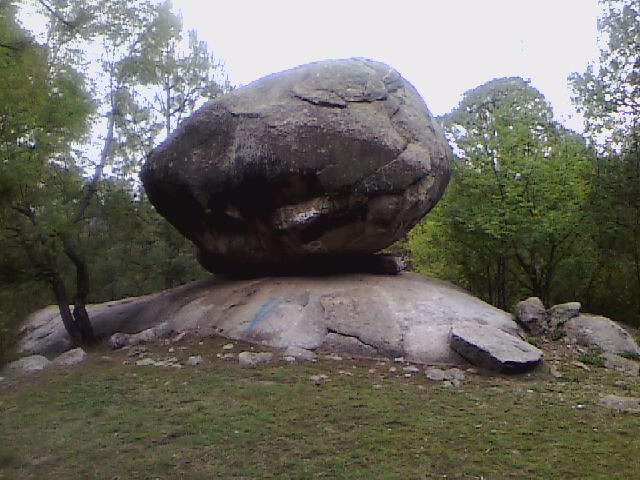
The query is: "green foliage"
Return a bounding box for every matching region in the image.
[410,78,594,309]
[0,1,93,353]
[550,328,566,342]
[0,0,226,355]
[619,351,640,362]
[579,351,606,368]
[568,0,640,324]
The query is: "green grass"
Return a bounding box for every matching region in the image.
[1,339,640,479]
[579,352,607,368]
[620,351,640,362]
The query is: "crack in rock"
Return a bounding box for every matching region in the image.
[324,327,381,355]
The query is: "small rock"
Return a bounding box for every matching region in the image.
[109,332,130,350]
[548,302,581,330]
[325,354,343,361]
[310,374,329,385]
[393,356,405,363]
[403,365,421,373]
[171,331,188,343]
[425,367,448,381]
[222,353,235,361]
[572,361,591,371]
[187,356,203,367]
[425,367,466,386]
[0,376,5,383]
[600,394,640,414]
[238,352,273,367]
[168,347,175,354]
[549,365,563,379]
[52,348,87,367]
[135,358,157,366]
[5,355,50,374]
[222,343,235,351]
[603,353,640,377]
[283,346,315,361]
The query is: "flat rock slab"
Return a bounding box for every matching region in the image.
[17,273,523,367]
[564,315,640,355]
[450,323,543,373]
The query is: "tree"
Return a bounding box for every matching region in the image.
[1,0,227,348]
[410,78,593,308]
[570,0,640,322]
[0,0,93,345]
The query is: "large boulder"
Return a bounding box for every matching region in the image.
[17,273,523,367]
[141,58,452,275]
[564,314,640,355]
[514,297,548,336]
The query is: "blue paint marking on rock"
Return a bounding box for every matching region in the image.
[247,298,279,332]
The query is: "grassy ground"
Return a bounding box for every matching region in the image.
[1,338,639,479]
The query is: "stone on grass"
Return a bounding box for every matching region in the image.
[564,315,640,356]
[600,394,640,414]
[514,297,548,336]
[135,358,157,367]
[187,355,203,366]
[141,58,452,276]
[310,374,329,385]
[283,346,315,361]
[109,322,173,350]
[172,331,188,343]
[52,348,87,367]
[603,353,640,377]
[238,352,273,367]
[6,355,50,374]
[425,367,466,386]
[449,323,543,373]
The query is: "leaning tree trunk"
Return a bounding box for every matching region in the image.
[63,239,96,345]
[49,270,90,346]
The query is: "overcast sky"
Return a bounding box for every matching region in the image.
[175,0,600,132]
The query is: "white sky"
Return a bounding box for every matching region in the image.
[176,0,600,132]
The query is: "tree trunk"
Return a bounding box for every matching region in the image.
[64,239,96,344]
[49,270,83,346]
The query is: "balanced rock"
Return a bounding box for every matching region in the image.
[142,58,452,275]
